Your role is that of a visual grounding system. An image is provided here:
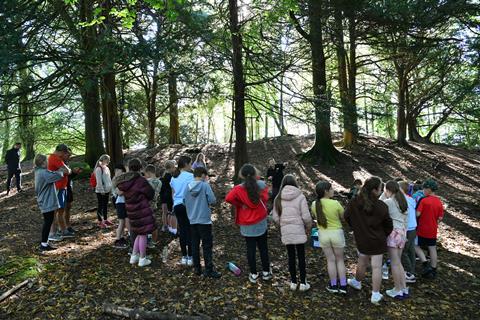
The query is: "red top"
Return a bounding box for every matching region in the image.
[416,195,444,238]
[225,184,269,225]
[48,154,68,190]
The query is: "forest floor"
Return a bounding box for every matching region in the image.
[0,134,479,320]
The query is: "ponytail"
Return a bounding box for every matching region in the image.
[314,181,331,228]
[358,176,383,213]
[385,180,408,213]
[240,164,260,204]
[173,156,191,178]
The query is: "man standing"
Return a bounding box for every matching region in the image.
[5,143,22,195]
[47,144,72,241]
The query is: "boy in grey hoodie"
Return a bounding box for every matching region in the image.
[183,167,220,278]
[34,154,68,251]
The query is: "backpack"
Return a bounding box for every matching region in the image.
[89,167,103,188]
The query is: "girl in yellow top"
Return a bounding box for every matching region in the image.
[312,181,347,294]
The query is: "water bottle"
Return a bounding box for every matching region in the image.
[162,246,168,263]
[382,262,389,280]
[226,262,241,276]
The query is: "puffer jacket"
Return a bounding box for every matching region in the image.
[272,185,312,245]
[225,180,269,226]
[113,171,156,235]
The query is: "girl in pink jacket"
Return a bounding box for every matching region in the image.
[272,174,312,292]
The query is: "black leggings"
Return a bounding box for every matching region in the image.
[245,231,270,274]
[96,193,109,221]
[286,244,306,284]
[174,204,192,257]
[42,211,55,243]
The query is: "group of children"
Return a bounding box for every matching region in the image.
[34,150,445,304]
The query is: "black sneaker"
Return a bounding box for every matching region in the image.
[422,265,433,278]
[326,284,339,293]
[114,238,128,249]
[205,270,222,279]
[338,285,347,295]
[40,244,57,252]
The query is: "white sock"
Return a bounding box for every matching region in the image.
[372,291,381,297]
[41,242,48,247]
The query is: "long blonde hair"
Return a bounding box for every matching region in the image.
[95,154,110,168]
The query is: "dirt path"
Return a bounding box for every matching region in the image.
[1,135,479,319]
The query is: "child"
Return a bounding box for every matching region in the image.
[192,153,207,170]
[183,167,220,278]
[160,160,176,233]
[226,164,272,284]
[415,179,444,279]
[412,180,424,203]
[113,158,156,267]
[34,154,68,251]
[170,156,194,265]
[94,154,113,228]
[145,164,162,248]
[348,179,362,200]
[344,176,393,305]
[312,181,347,294]
[272,175,312,291]
[266,158,286,200]
[113,164,128,248]
[399,181,417,284]
[382,181,408,299]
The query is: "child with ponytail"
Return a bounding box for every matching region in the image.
[225,164,272,284]
[312,181,347,294]
[382,180,408,299]
[272,175,312,291]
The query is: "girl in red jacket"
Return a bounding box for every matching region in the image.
[225,164,272,284]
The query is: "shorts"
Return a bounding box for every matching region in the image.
[387,228,407,249]
[319,229,345,248]
[115,203,127,219]
[66,186,73,203]
[417,236,436,247]
[57,189,67,209]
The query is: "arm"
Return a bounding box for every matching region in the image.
[337,201,345,222]
[225,187,242,207]
[205,183,217,205]
[95,167,105,193]
[44,170,65,183]
[300,196,313,230]
[382,206,394,236]
[271,206,280,224]
[144,179,155,200]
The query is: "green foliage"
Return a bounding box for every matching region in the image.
[0,256,42,286]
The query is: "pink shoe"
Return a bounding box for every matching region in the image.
[104,220,114,226]
[99,221,107,229]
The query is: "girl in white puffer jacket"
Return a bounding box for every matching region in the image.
[272,174,312,291]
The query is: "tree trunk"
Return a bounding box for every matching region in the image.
[101,72,124,166]
[18,63,35,160]
[278,74,287,135]
[424,107,454,142]
[79,0,105,167]
[2,109,11,157]
[347,10,358,142]
[229,0,248,181]
[168,69,181,144]
[396,68,408,146]
[302,0,338,164]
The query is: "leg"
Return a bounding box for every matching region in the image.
[116,219,125,240]
[133,236,140,255]
[297,244,306,284]
[402,230,416,274]
[6,171,14,193]
[41,211,55,245]
[355,253,370,282]
[257,231,270,273]
[389,247,406,291]
[333,247,346,286]
[96,193,103,222]
[190,225,201,271]
[428,246,438,268]
[161,203,168,229]
[57,208,66,232]
[245,237,257,274]
[286,244,297,284]
[137,235,147,258]
[371,254,383,293]
[15,169,21,191]
[174,205,189,257]
[65,201,72,228]
[101,194,109,221]
[201,225,214,273]
[322,246,338,285]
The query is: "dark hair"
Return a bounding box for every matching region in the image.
[274,174,298,216]
[128,158,142,172]
[194,166,208,178]
[55,143,69,153]
[173,156,192,178]
[15,142,21,146]
[358,176,383,212]
[315,181,332,228]
[115,164,126,172]
[240,164,260,204]
[353,179,362,186]
[398,181,409,194]
[385,180,408,213]
[394,177,404,182]
[145,164,157,175]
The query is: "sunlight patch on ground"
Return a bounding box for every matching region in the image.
[441,262,476,278]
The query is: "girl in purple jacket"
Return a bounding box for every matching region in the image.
[113,158,156,267]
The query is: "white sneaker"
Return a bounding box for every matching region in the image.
[129,254,139,264]
[138,257,151,267]
[249,273,259,284]
[405,272,416,283]
[299,283,311,292]
[187,256,193,266]
[289,282,297,291]
[371,292,384,305]
[386,288,404,299]
[181,256,188,265]
[347,278,362,290]
[262,271,273,281]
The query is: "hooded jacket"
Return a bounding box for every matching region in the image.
[34,168,64,213]
[183,179,216,224]
[113,171,156,235]
[272,185,312,245]
[225,180,269,226]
